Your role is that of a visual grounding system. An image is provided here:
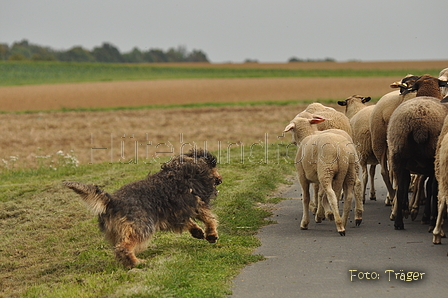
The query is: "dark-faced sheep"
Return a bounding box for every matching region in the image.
[284,115,363,236]
[387,74,448,230]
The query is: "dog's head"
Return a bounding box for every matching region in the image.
[178,149,222,186]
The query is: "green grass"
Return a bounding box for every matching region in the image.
[0,61,443,86]
[0,99,313,115]
[0,145,295,297]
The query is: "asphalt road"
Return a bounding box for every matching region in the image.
[230,173,448,298]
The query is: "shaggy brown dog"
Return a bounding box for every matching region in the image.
[63,149,221,268]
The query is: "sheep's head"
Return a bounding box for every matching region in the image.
[399,74,448,99]
[439,68,448,98]
[391,74,419,94]
[284,115,326,144]
[337,95,371,107]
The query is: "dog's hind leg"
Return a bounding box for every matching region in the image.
[113,226,145,268]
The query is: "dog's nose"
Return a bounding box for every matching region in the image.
[213,169,222,185]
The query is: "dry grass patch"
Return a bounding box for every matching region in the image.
[0,104,322,168]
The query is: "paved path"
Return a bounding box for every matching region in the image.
[230,173,448,297]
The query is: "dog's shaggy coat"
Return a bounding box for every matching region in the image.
[64,149,221,268]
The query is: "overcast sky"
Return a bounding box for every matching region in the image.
[1,0,447,63]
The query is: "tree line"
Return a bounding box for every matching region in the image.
[0,40,209,63]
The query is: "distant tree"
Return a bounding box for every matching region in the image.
[288,57,304,62]
[122,47,145,63]
[8,53,28,61]
[58,46,96,62]
[244,58,259,63]
[288,56,335,62]
[143,49,168,63]
[187,50,209,62]
[165,46,188,62]
[10,40,32,59]
[0,43,9,60]
[92,43,124,63]
[0,40,211,63]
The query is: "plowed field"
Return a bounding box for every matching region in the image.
[1,77,398,111]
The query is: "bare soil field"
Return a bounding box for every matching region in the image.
[0,77,404,111]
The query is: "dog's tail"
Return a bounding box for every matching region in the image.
[63,181,111,215]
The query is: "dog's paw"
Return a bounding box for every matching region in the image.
[205,234,218,243]
[190,228,205,239]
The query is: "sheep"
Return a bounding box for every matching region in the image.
[338,95,378,202]
[284,115,363,236]
[369,75,419,206]
[387,74,448,230]
[293,102,353,214]
[439,68,448,99]
[296,102,352,136]
[433,114,448,244]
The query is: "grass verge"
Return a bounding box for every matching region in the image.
[0,145,295,297]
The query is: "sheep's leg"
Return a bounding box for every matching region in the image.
[321,191,334,221]
[421,175,438,230]
[380,150,395,206]
[309,183,319,215]
[433,198,447,244]
[394,168,410,230]
[361,163,368,204]
[315,190,325,223]
[300,180,311,230]
[369,164,377,201]
[428,177,439,232]
[316,190,333,223]
[322,183,345,236]
[410,175,425,221]
[341,183,354,228]
[353,175,364,226]
[390,197,398,221]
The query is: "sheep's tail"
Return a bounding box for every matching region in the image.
[63,181,111,215]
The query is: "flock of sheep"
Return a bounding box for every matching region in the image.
[283,68,448,249]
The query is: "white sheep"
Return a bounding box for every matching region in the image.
[338,95,378,202]
[296,102,352,136]
[293,102,353,214]
[284,115,363,236]
[369,75,418,205]
[387,74,448,230]
[433,114,448,245]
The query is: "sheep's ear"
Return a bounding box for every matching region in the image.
[309,115,326,125]
[362,96,371,103]
[390,81,400,88]
[284,123,295,132]
[337,100,347,106]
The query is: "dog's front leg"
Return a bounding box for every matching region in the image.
[196,203,219,243]
[185,219,205,239]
